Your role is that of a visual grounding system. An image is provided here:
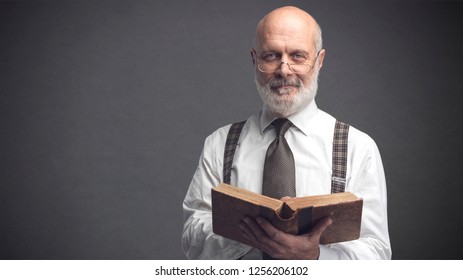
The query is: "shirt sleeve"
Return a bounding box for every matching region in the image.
[319,136,392,260]
[181,128,252,259]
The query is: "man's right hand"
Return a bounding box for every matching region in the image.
[239,215,333,259]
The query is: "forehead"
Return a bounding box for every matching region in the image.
[256,17,316,52]
[258,33,313,53]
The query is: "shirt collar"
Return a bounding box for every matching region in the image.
[259,100,319,135]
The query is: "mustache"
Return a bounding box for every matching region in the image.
[269,78,302,89]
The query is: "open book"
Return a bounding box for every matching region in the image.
[212,183,363,245]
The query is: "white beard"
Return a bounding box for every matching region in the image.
[256,69,319,118]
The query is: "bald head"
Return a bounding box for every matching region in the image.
[255,6,322,52]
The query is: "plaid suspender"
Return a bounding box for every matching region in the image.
[223,121,246,184]
[331,120,350,193]
[223,119,350,193]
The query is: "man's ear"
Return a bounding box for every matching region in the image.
[317,49,326,71]
[250,49,257,66]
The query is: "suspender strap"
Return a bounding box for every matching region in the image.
[223,121,246,184]
[331,120,350,193]
[222,119,350,192]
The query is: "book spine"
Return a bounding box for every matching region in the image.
[296,207,313,235]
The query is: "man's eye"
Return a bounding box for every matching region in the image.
[262,53,279,61]
[292,53,307,60]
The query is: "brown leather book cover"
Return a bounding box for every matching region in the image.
[212,183,363,246]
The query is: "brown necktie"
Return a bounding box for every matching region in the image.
[262,118,296,199]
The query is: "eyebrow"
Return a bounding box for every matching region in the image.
[260,46,311,53]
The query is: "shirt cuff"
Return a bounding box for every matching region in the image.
[319,245,340,260]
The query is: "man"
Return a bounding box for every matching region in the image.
[182,6,391,260]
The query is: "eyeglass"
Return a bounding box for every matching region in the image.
[255,51,320,74]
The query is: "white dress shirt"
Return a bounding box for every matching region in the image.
[182,101,391,259]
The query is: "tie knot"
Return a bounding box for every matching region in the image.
[272,118,292,136]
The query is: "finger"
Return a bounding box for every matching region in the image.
[243,217,268,238]
[240,227,258,247]
[310,217,333,239]
[255,217,290,249]
[256,217,285,257]
[241,216,272,245]
[239,218,259,244]
[244,217,285,254]
[256,217,285,242]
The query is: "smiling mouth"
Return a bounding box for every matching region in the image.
[271,83,299,91]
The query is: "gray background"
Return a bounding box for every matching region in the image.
[1,0,462,260]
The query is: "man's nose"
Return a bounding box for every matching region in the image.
[276,62,293,77]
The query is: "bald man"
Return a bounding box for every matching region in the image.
[182,6,391,260]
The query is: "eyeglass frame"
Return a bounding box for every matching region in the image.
[252,50,321,74]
